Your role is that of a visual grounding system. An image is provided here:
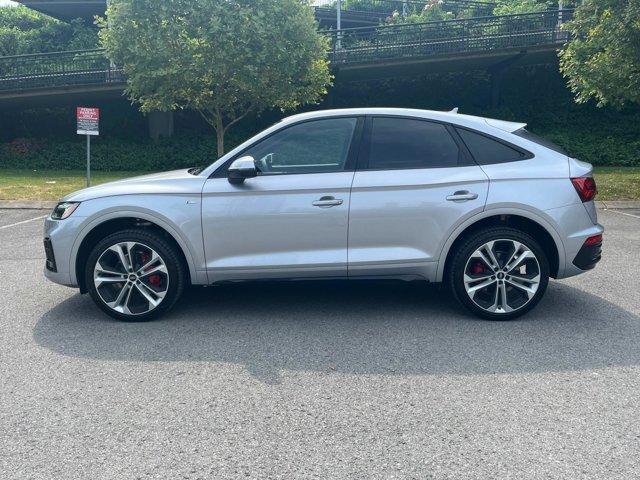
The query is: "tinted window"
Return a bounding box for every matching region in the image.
[244,117,357,175]
[367,118,461,169]
[456,128,527,165]
[513,128,567,155]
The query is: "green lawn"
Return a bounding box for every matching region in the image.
[0,167,638,201]
[0,169,146,201]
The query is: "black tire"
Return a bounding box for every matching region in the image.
[447,227,550,321]
[85,228,186,322]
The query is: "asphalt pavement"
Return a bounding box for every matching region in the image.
[1,208,639,479]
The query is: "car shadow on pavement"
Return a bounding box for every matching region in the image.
[34,280,640,383]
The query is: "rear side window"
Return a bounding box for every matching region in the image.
[513,128,567,155]
[367,117,462,170]
[456,128,529,165]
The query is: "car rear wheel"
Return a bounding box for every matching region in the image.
[448,227,549,320]
[85,229,185,321]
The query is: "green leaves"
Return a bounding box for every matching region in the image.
[560,0,640,107]
[99,0,332,155]
[0,5,97,56]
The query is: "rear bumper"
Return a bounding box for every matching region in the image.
[572,238,602,271]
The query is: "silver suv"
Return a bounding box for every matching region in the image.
[44,108,603,321]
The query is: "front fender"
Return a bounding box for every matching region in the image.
[67,195,207,286]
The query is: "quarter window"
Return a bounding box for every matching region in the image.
[243,117,357,175]
[456,128,528,165]
[367,117,462,170]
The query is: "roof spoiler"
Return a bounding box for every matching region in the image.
[485,118,527,133]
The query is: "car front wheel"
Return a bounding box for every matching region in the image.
[85,229,185,321]
[448,227,550,320]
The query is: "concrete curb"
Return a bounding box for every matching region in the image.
[1,200,639,211]
[595,201,640,210]
[0,200,57,210]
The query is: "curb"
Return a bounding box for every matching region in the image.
[2,200,639,211]
[595,201,640,210]
[0,200,57,210]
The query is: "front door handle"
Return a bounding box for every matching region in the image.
[446,191,479,202]
[313,196,343,208]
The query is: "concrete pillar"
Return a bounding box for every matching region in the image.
[148,111,174,140]
[489,70,503,109]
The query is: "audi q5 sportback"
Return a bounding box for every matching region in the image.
[44,108,603,321]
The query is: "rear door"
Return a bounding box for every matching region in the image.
[348,116,489,280]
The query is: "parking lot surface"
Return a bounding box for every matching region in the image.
[1,208,639,479]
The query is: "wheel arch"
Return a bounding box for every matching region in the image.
[436,208,565,282]
[72,211,199,293]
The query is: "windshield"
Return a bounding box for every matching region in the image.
[513,128,567,155]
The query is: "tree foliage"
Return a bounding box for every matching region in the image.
[98,0,331,156]
[560,0,640,107]
[0,5,97,56]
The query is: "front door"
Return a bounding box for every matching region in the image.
[201,116,362,282]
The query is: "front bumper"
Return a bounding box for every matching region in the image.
[43,215,85,288]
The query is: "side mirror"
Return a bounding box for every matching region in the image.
[228,155,257,184]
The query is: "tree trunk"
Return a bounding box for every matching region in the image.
[214,113,225,158]
[216,127,225,158]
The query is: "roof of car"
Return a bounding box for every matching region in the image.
[281,108,526,133]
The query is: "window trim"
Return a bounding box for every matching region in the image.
[357,115,475,172]
[454,125,534,166]
[210,116,365,179]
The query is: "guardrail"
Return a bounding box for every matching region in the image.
[0,10,572,94]
[328,9,573,65]
[314,0,497,18]
[0,49,123,93]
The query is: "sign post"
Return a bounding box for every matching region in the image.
[76,107,100,187]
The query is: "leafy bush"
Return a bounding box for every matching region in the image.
[0,134,230,171]
[0,5,97,56]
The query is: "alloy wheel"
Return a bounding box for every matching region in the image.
[93,241,169,316]
[463,239,541,314]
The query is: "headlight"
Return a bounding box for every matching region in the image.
[51,202,80,220]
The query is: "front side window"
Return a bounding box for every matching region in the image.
[456,127,528,165]
[243,117,358,175]
[367,117,462,170]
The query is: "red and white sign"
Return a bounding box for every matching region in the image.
[77,107,100,136]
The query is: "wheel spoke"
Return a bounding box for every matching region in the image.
[506,275,540,299]
[135,281,165,309]
[136,251,160,274]
[106,282,132,312]
[484,241,501,269]
[464,275,496,294]
[109,243,132,272]
[138,263,167,277]
[506,249,535,273]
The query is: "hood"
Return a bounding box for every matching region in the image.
[61,169,207,202]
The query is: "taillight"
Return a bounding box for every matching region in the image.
[584,234,602,247]
[571,176,597,202]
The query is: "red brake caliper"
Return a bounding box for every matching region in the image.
[471,262,485,275]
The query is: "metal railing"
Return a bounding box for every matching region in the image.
[0,10,573,94]
[0,49,124,93]
[328,9,573,65]
[314,0,497,18]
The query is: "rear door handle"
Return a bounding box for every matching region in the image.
[446,191,479,202]
[313,196,343,208]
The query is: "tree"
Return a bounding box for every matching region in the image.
[559,0,640,107]
[0,5,97,56]
[98,0,332,156]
